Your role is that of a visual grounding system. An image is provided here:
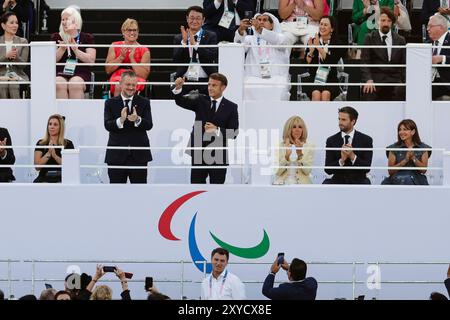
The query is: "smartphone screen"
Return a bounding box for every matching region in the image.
[277,252,285,265]
[103,266,117,272]
[145,277,153,290]
[124,272,133,279]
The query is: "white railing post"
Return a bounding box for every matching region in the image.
[443,151,450,185]
[405,43,432,142]
[218,43,245,111]
[62,149,80,184]
[30,41,57,143]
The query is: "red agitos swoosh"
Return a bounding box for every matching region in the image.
[158,191,206,240]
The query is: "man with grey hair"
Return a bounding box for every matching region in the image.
[39,288,57,300]
[427,13,450,99]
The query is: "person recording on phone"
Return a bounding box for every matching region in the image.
[84,264,131,300]
[173,6,218,96]
[262,254,317,300]
[234,12,291,101]
[201,247,246,300]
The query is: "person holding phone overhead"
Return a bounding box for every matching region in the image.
[262,254,317,300]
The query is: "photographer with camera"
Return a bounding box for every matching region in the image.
[262,254,317,300]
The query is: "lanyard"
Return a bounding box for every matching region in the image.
[67,34,80,58]
[209,270,228,298]
[256,36,270,62]
[188,29,203,62]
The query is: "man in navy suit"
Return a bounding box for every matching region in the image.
[262,256,317,300]
[0,127,15,182]
[427,13,450,99]
[361,7,406,101]
[323,106,373,184]
[104,70,153,183]
[173,73,239,184]
[203,0,256,42]
[173,6,218,95]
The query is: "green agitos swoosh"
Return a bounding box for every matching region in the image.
[209,229,270,259]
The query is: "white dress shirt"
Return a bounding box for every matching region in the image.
[201,269,246,300]
[435,31,448,64]
[379,30,392,61]
[339,129,357,166]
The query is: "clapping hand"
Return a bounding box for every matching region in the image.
[174,77,185,90]
[181,26,189,45]
[127,107,139,122]
[120,106,128,124]
[204,122,217,133]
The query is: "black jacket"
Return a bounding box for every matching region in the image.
[0,127,15,182]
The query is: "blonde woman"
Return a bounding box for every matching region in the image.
[105,18,150,97]
[274,116,315,184]
[90,285,112,300]
[51,6,96,99]
[33,114,74,183]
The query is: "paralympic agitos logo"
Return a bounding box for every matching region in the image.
[158,191,270,273]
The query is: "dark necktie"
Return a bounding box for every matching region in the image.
[381,35,387,45]
[432,40,439,56]
[344,135,350,145]
[124,99,132,114]
[211,100,217,115]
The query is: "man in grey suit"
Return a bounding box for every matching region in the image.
[361,7,406,101]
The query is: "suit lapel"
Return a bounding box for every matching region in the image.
[212,98,227,122]
[377,33,389,62]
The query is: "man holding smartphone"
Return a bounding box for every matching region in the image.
[262,255,317,300]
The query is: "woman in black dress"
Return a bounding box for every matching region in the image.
[34,114,74,183]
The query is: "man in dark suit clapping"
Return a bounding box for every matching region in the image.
[104,70,153,183]
[323,106,373,184]
[0,127,15,182]
[361,7,406,101]
[173,73,239,184]
[173,6,218,95]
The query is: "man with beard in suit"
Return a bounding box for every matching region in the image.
[323,106,373,184]
[361,7,406,101]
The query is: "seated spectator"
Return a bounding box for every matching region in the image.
[54,290,71,300]
[361,7,405,101]
[0,126,15,182]
[203,0,256,43]
[382,119,431,185]
[305,15,345,101]
[421,0,449,31]
[173,6,218,95]
[427,13,450,100]
[352,0,394,49]
[0,11,29,98]
[235,12,291,100]
[273,115,314,184]
[105,18,150,97]
[262,255,317,300]
[52,6,96,99]
[39,288,56,300]
[323,106,373,184]
[33,114,74,183]
[278,0,325,45]
[1,0,27,37]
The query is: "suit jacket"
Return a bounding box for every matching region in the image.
[173,29,218,78]
[361,30,406,83]
[0,35,29,80]
[104,95,153,165]
[0,127,15,182]
[433,32,450,89]
[174,92,239,165]
[262,273,317,300]
[203,0,255,30]
[445,278,450,297]
[274,142,315,184]
[324,130,373,183]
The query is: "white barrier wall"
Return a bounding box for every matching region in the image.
[46,0,203,9]
[0,184,449,300]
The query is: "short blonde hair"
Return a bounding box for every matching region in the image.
[282,116,308,143]
[60,6,83,31]
[90,285,113,300]
[121,18,139,33]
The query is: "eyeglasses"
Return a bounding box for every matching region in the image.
[188,16,203,22]
[125,28,138,33]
